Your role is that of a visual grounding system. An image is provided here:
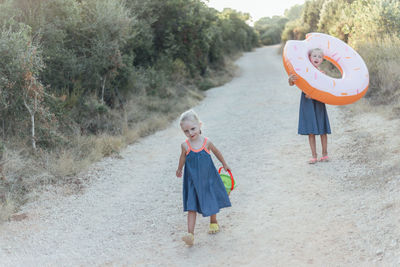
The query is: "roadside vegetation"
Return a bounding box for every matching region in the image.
[0,0,258,221]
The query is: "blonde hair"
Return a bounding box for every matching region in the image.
[308,48,324,57]
[179,109,201,125]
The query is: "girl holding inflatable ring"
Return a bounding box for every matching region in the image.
[289,48,331,164]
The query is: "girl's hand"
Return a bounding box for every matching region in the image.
[288,74,298,86]
[176,143,186,178]
[305,94,312,99]
[223,164,231,172]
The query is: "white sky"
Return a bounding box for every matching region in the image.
[202,0,306,23]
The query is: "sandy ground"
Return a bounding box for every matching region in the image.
[1,46,399,266]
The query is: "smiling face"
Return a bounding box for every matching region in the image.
[309,50,323,68]
[180,119,201,141]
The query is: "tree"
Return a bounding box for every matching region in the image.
[0,21,46,149]
[318,0,352,42]
[301,0,325,32]
[254,16,289,45]
[284,4,304,21]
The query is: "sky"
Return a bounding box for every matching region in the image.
[202,0,306,23]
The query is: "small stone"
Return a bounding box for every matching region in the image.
[10,213,28,221]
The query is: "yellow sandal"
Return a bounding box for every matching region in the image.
[208,223,220,234]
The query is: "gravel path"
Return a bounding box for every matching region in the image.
[1,46,399,266]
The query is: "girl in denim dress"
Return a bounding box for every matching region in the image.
[176,110,231,246]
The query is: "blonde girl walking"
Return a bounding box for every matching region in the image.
[176,110,231,246]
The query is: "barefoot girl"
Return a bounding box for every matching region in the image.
[288,48,331,164]
[176,110,231,246]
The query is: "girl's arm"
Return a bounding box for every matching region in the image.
[208,141,230,171]
[176,143,186,178]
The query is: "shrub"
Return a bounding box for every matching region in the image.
[255,16,289,45]
[357,36,400,103]
[0,18,56,149]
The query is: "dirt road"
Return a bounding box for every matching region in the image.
[1,46,399,266]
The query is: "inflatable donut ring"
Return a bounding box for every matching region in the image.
[283,32,369,105]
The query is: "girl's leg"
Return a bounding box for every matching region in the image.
[209,214,219,234]
[321,134,328,156]
[320,134,329,161]
[187,211,197,234]
[182,211,196,246]
[308,134,317,158]
[210,214,217,224]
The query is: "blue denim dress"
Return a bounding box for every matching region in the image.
[298,92,331,135]
[183,137,231,217]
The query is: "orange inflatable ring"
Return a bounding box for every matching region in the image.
[283,32,369,105]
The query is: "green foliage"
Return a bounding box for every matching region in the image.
[317,0,352,41]
[255,3,304,45]
[217,8,258,53]
[0,16,47,136]
[39,0,132,101]
[347,0,400,46]
[282,0,400,46]
[72,97,113,134]
[281,0,325,43]
[125,1,257,77]
[0,0,259,142]
[35,0,83,95]
[284,4,304,21]
[255,16,288,45]
[281,19,310,43]
[301,0,325,31]
[151,0,216,75]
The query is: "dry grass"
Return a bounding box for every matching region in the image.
[0,148,39,221]
[0,197,14,222]
[94,135,125,157]
[356,36,400,105]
